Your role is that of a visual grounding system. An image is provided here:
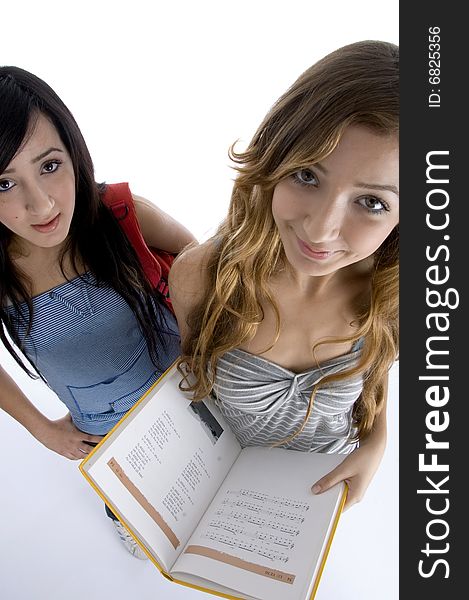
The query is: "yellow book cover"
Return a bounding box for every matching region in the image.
[80,361,347,600]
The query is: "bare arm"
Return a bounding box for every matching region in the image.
[133,193,197,253]
[312,374,389,509]
[0,365,103,460]
[168,241,214,343]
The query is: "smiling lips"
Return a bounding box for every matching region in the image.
[297,237,339,260]
[31,214,60,233]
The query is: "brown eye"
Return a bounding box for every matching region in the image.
[0,179,15,192]
[292,169,318,186]
[357,196,389,214]
[42,160,61,174]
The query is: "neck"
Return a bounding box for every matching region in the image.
[9,237,70,277]
[288,270,337,297]
[11,235,65,258]
[283,257,373,299]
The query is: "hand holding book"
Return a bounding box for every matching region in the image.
[80,363,347,600]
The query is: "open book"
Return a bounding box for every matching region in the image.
[79,362,347,600]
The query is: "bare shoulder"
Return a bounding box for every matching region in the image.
[169,241,214,300]
[131,192,196,252]
[169,240,216,339]
[132,192,157,218]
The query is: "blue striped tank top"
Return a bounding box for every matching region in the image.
[212,342,364,454]
[6,273,180,434]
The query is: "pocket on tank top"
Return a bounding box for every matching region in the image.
[67,341,157,418]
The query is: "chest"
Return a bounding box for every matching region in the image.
[239,279,366,372]
[13,251,86,298]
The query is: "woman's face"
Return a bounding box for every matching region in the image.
[0,113,75,254]
[272,125,399,277]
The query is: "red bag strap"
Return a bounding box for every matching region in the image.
[101,183,173,310]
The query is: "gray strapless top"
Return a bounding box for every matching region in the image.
[212,342,363,453]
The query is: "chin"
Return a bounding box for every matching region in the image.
[33,232,69,250]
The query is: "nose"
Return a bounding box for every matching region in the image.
[26,183,55,217]
[303,198,343,244]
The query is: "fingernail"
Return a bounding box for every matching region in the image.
[312,484,321,494]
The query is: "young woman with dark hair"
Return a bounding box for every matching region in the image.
[0,66,196,557]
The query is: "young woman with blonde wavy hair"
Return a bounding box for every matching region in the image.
[169,39,399,509]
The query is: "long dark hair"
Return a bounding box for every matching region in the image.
[0,66,170,377]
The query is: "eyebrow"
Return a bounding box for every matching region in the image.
[314,162,399,197]
[3,147,64,174]
[32,147,64,163]
[355,182,399,196]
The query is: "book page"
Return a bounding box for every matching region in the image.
[171,447,345,600]
[82,366,241,571]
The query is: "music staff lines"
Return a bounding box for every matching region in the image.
[203,531,290,563]
[208,518,296,547]
[219,499,306,523]
[227,488,310,511]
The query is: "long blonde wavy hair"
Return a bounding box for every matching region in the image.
[181,40,399,442]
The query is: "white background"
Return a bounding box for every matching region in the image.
[1,2,399,599]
